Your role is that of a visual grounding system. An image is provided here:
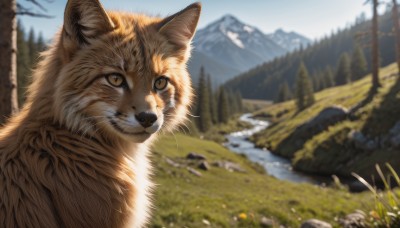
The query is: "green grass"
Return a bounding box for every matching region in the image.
[242,99,273,113]
[150,133,372,227]
[353,164,400,227]
[251,63,400,177]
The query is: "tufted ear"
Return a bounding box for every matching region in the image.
[62,0,115,60]
[158,2,201,50]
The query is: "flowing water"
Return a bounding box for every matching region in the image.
[224,113,328,184]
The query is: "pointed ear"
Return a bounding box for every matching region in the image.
[158,3,201,50]
[62,0,115,60]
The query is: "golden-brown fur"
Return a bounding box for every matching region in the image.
[0,0,200,227]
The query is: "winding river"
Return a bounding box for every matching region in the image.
[224,114,325,184]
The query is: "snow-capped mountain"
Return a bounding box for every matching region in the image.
[192,15,286,72]
[267,29,311,52]
[188,15,311,86]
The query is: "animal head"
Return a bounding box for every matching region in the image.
[53,0,201,142]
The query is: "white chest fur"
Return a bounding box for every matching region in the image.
[125,144,154,228]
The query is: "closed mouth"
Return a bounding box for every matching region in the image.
[109,119,151,136]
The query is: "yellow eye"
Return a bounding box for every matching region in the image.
[106,74,125,87]
[154,76,169,91]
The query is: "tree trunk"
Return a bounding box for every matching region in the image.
[392,0,400,75]
[0,0,18,125]
[371,0,381,90]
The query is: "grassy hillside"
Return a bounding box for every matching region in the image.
[251,63,400,178]
[149,134,371,227]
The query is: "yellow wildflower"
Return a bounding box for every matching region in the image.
[238,213,247,220]
[369,210,380,219]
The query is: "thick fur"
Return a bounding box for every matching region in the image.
[0,1,200,227]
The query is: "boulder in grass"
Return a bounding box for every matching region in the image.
[260,216,275,227]
[276,106,348,156]
[300,219,332,228]
[186,152,206,160]
[187,167,202,177]
[339,210,367,228]
[213,160,246,173]
[198,161,210,171]
[297,106,348,134]
[165,157,181,168]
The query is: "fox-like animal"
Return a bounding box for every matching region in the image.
[0,0,200,227]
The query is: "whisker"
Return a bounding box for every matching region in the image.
[187,113,199,118]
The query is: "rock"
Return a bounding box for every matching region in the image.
[364,139,378,151]
[278,106,348,154]
[202,219,211,226]
[260,216,275,227]
[231,143,240,148]
[165,157,181,168]
[389,121,400,135]
[187,167,202,177]
[198,161,210,171]
[348,130,367,148]
[300,219,332,228]
[348,181,369,192]
[186,152,206,160]
[212,160,246,172]
[390,134,400,148]
[339,210,367,228]
[348,130,378,151]
[389,121,400,148]
[298,106,348,134]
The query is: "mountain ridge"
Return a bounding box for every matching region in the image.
[224,11,396,100]
[188,14,311,86]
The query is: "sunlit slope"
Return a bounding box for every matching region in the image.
[251,63,400,177]
[150,134,371,227]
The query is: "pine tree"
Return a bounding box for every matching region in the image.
[217,87,229,123]
[27,27,37,67]
[311,73,321,92]
[318,70,326,90]
[227,89,237,115]
[335,53,351,85]
[207,74,218,123]
[37,32,45,52]
[195,67,212,132]
[277,81,292,102]
[323,66,335,88]
[316,70,327,90]
[392,0,400,75]
[371,0,381,90]
[351,45,368,81]
[235,91,243,112]
[16,21,30,106]
[295,62,315,110]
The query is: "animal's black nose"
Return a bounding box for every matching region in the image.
[135,112,158,128]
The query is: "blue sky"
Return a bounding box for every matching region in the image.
[18,0,382,40]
